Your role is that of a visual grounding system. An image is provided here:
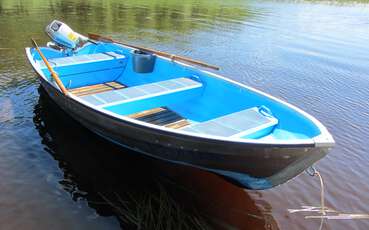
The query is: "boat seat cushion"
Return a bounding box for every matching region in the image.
[80,77,202,108]
[181,107,278,139]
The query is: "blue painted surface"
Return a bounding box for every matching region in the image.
[30,42,322,140]
[39,50,127,88]
[106,86,204,115]
[208,169,273,190]
[82,77,203,108]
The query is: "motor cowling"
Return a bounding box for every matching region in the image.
[45,20,87,50]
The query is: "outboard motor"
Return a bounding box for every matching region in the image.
[45,20,87,50]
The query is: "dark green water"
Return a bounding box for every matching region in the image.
[1,0,369,229]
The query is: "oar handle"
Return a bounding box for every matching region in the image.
[31,38,69,96]
[88,33,220,71]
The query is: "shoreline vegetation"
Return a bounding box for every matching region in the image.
[97,182,211,230]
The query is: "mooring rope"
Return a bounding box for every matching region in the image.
[317,171,325,215]
[288,167,369,220]
[307,167,325,215]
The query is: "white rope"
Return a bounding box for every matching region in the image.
[316,171,325,215]
[288,167,369,220]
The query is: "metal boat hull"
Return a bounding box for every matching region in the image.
[38,76,329,190]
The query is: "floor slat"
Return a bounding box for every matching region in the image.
[128,107,190,129]
[70,81,125,96]
[128,108,166,119]
[165,119,190,129]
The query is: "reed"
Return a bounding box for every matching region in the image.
[98,182,211,230]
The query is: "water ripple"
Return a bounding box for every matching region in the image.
[2,0,369,229]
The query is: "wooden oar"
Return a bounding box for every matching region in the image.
[31,38,69,96]
[88,33,220,71]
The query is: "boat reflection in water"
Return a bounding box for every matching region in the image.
[33,87,278,229]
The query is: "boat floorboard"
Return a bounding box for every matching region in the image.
[129,107,190,129]
[70,82,126,96]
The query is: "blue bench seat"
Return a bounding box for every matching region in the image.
[40,52,127,88]
[40,52,126,73]
[180,107,278,139]
[80,77,203,111]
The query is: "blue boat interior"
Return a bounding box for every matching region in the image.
[30,42,322,141]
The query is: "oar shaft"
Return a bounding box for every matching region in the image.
[88,33,220,71]
[31,39,68,96]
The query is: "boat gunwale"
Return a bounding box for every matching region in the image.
[25,46,334,148]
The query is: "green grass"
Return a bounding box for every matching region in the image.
[97,182,212,230]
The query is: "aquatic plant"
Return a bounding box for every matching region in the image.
[98,182,212,230]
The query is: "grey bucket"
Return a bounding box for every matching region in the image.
[131,50,157,73]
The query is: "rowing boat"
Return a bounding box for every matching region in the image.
[25,21,334,189]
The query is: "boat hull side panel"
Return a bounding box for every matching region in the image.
[38,76,329,190]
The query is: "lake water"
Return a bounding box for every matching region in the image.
[1,0,369,229]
